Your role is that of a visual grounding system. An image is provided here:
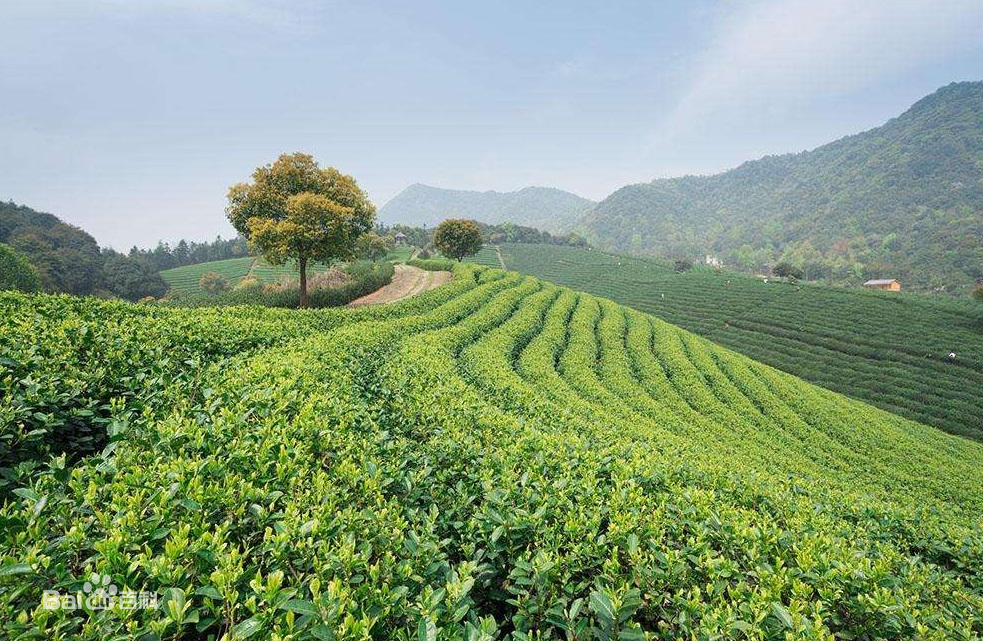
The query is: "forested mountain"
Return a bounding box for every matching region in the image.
[0,201,169,299]
[0,201,105,295]
[0,200,256,299]
[581,81,983,290]
[379,184,594,233]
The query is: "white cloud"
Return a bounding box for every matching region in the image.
[658,0,983,141]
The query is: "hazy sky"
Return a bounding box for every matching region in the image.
[2,0,982,248]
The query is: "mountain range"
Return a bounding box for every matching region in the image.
[382,82,982,290]
[6,82,981,292]
[378,184,594,233]
[580,81,983,289]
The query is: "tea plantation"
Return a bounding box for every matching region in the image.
[497,243,983,441]
[2,263,983,639]
[160,258,336,295]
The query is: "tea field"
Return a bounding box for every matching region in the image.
[159,256,255,292]
[2,263,983,639]
[386,246,416,262]
[463,247,504,269]
[160,257,335,295]
[497,243,983,441]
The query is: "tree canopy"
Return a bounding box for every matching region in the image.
[101,254,168,301]
[0,242,42,292]
[0,201,103,295]
[226,153,375,307]
[433,218,483,261]
[355,231,391,262]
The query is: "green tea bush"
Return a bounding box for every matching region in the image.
[500,243,983,441]
[407,258,457,272]
[2,263,983,639]
[0,243,42,293]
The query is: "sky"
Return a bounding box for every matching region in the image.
[1,0,982,249]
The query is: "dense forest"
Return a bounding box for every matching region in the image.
[581,82,983,291]
[0,201,106,295]
[0,201,248,300]
[122,235,249,272]
[379,184,594,233]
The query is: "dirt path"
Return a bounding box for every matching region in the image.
[348,264,452,306]
[493,246,507,270]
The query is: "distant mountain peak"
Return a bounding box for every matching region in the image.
[583,81,983,290]
[379,184,595,233]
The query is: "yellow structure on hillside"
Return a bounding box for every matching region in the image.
[864,278,901,291]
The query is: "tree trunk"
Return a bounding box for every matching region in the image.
[299,254,309,308]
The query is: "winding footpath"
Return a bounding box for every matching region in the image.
[348,264,452,306]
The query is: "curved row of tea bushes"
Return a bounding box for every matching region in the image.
[2,264,983,639]
[0,268,500,483]
[371,275,983,638]
[500,243,983,440]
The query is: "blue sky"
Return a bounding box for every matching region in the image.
[1,0,982,248]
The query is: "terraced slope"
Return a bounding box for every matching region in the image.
[497,243,983,441]
[160,257,337,294]
[159,256,255,292]
[2,265,983,639]
[463,246,504,268]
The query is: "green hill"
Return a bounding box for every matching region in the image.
[160,256,340,294]
[159,256,255,292]
[379,183,595,233]
[0,200,168,300]
[496,243,983,441]
[0,201,104,295]
[3,264,983,638]
[581,81,983,291]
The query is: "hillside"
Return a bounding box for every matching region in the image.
[0,201,171,300]
[582,81,983,290]
[379,183,595,232]
[3,265,983,638]
[159,256,257,293]
[160,251,412,295]
[0,201,104,295]
[497,243,983,441]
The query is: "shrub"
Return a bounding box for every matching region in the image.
[0,242,42,293]
[307,268,351,290]
[408,258,457,272]
[199,271,230,293]
[773,261,803,280]
[234,276,262,292]
[673,258,693,273]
